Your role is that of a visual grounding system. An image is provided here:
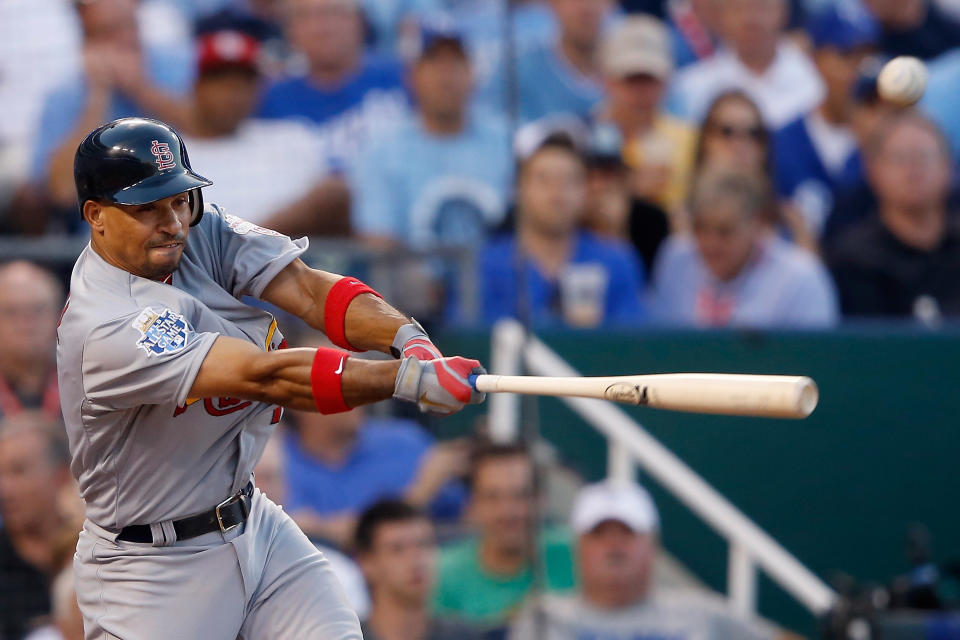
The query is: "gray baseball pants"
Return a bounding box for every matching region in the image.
[74,488,361,639]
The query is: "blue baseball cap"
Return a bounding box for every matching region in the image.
[807,3,879,52]
[412,14,466,59]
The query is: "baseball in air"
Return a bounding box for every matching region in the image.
[877,56,928,106]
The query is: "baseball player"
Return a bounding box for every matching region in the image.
[56,116,485,639]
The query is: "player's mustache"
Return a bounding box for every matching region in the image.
[148,233,186,248]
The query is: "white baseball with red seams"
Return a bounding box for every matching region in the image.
[877,56,928,106]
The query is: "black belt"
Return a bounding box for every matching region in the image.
[118,481,254,543]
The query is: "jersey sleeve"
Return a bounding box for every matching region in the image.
[202,204,309,299]
[81,307,218,410]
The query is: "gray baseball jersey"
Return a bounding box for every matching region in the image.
[57,203,305,530]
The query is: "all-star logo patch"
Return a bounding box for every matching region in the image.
[222,213,283,237]
[132,307,190,356]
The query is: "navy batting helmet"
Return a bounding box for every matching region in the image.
[74,117,212,225]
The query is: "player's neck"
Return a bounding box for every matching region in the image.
[367,596,429,640]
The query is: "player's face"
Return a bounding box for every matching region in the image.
[468,455,535,553]
[578,520,655,607]
[362,518,436,604]
[519,147,587,236]
[693,195,759,282]
[0,430,61,532]
[87,192,192,281]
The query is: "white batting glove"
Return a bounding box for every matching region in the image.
[394,356,487,415]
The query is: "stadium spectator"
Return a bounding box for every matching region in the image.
[0,262,63,422]
[34,0,193,215]
[22,567,83,640]
[350,19,512,248]
[258,0,409,167]
[693,90,820,247]
[0,413,77,640]
[254,428,372,618]
[479,132,646,327]
[595,15,696,218]
[487,0,613,123]
[355,499,480,640]
[653,169,839,328]
[283,406,468,547]
[433,441,576,627]
[508,481,775,640]
[181,30,348,236]
[670,0,824,129]
[827,112,960,320]
[774,5,878,241]
[581,123,670,276]
[862,0,960,60]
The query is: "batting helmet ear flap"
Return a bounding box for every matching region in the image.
[189,188,204,226]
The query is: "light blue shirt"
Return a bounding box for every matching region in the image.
[350,114,512,247]
[31,46,192,183]
[921,48,960,166]
[652,235,839,328]
[485,40,605,123]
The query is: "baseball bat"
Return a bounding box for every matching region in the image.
[468,373,818,419]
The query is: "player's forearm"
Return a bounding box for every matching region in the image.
[342,293,410,354]
[192,338,400,411]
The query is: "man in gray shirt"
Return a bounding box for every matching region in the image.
[509,481,775,640]
[57,116,485,639]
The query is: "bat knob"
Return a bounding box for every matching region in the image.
[467,374,479,390]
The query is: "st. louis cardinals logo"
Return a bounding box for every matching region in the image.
[150,140,176,170]
[132,307,190,356]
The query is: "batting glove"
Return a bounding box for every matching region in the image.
[390,319,443,361]
[394,356,487,415]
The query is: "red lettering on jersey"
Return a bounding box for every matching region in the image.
[271,406,283,424]
[203,396,253,416]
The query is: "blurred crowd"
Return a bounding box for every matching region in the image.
[2,0,960,329]
[3,0,960,637]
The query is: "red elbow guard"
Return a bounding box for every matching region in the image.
[310,348,351,414]
[323,277,382,351]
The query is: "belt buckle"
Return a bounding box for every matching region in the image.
[215,490,249,533]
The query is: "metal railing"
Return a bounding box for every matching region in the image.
[487,319,838,618]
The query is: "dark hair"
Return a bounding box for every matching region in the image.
[354,499,427,553]
[467,439,531,492]
[694,89,773,176]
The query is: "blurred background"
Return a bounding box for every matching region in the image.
[1,0,959,638]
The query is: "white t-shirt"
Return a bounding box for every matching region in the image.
[670,41,824,129]
[183,119,330,225]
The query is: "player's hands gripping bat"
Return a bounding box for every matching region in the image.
[394,356,487,414]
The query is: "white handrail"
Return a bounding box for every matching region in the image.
[489,320,837,616]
